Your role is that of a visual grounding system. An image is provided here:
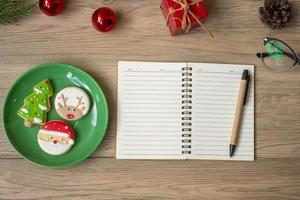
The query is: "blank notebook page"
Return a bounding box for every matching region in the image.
[117,61,185,159]
[189,63,254,160]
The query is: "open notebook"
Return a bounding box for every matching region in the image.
[117,61,255,161]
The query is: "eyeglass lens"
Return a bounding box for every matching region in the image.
[262,39,296,72]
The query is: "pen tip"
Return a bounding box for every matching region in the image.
[229,144,236,157]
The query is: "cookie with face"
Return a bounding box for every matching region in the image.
[55,87,90,121]
[37,120,75,155]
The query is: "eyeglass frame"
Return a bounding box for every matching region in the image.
[256,37,300,71]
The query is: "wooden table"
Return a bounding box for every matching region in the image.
[1,0,300,199]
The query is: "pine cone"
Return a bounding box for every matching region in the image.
[259,0,292,29]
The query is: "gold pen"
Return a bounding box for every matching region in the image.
[230,69,250,157]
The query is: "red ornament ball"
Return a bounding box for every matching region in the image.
[92,7,117,32]
[39,0,64,16]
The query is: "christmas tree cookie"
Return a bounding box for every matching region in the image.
[17,79,53,127]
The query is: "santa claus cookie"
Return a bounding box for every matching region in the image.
[37,120,75,155]
[55,87,90,121]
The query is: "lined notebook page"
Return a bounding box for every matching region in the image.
[117,61,185,159]
[188,63,254,161]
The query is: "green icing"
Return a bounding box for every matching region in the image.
[17,79,53,125]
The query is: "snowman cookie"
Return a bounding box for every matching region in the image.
[37,120,75,155]
[55,87,90,121]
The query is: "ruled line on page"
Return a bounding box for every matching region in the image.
[122,121,182,125]
[123,102,181,105]
[122,97,182,100]
[122,111,180,114]
[190,153,252,156]
[124,70,181,73]
[121,116,181,119]
[124,75,182,77]
[120,130,182,133]
[193,71,242,75]
[190,130,253,134]
[123,107,181,110]
[124,89,180,92]
[123,93,180,96]
[124,83,182,86]
[122,134,182,137]
[191,137,254,141]
[122,153,183,155]
[120,141,184,145]
[121,125,182,128]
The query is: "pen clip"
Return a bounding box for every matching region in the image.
[243,75,250,105]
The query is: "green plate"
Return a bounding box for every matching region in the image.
[2,63,109,168]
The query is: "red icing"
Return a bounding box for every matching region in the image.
[66,114,74,119]
[41,120,75,140]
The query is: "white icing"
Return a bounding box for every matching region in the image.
[34,117,42,123]
[39,104,48,111]
[37,138,73,155]
[69,139,74,145]
[21,108,29,114]
[34,88,42,94]
[39,129,70,138]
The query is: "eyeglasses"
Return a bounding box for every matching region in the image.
[256,37,300,72]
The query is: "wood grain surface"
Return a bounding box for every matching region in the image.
[0,0,300,199]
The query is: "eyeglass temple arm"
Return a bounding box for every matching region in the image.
[297,56,300,64]
[256,52,298,62]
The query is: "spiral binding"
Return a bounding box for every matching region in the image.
[181,66,192,155]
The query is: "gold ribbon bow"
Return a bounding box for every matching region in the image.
[166,0,213,37]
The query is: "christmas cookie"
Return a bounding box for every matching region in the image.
[37,120,75,155]
[55,86,90,121]
[17,79,53,127]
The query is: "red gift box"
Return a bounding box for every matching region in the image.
[160,0,209,36]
